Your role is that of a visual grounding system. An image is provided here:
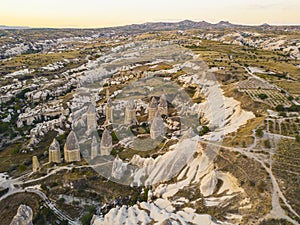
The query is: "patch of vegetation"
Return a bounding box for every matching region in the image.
[258,93,268,100]
[256,129,264,138]
[199,126,210,136]
[272,139,300,220]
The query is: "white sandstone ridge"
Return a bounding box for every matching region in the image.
[92,199,221,225]
[200,170,218,197]
[199,32,300,60]
[178,72,255,141]
[196,95,255,141]
[10,205,33,225]
[129,134,198,186]
[93,133,245,225]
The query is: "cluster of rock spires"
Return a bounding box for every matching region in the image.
[10,205,33,225]
[31,93,168,172]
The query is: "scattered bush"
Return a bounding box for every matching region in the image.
[199,126,210,136]
[257,93,268,100]
[296,135,300,143]
[18,164,27,172]
[264,139,271,149]
[256,129,264,138]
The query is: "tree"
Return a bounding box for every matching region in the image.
[275,105,285,112]
[199,126,210,136]
[80,213,93,225]
[279,112,287,117]
[296,135,300,143]
[256,129,264,138]
[18,164,27,172]
[257,93,268,100]
[264,139,271,149]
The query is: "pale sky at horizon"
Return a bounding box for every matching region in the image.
[0,0,299,28]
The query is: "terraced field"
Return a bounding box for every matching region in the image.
[244,89,291,108]
[265,117,300,137]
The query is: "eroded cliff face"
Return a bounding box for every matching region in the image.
[10,205,33,225]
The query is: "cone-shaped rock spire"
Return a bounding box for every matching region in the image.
[100,129,112,156]
[150,111,165,139]
[49,138,61,163]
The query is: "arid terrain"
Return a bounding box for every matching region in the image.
[0,21,300,225]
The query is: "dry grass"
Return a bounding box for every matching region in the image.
[224,116,265,147]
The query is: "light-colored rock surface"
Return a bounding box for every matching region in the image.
[49,138,61,163]
[100,129,112,156]
[32,156,41,173]
[10,205,33,225]
[64,131,81,162]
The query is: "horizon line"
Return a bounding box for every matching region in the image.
[1,19,300,29]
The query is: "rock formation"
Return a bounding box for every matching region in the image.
[86,103,97,132]
[150,111,165,139]
[179,128,196,143]
[49,138,61,163]
[200,170,218,197]
[10,205,33,225]
[91,135,99,160]
[32,156,41,173]
[158,94,168,115]
[111,155,127,180]
[100,129,112,156]
[148,97,158,122]
[124,99,137,125]
[64,131,81,162]
[105,98,113,124]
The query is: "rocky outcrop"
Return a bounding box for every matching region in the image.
[150,111,165,139]
[124,99,138,125]
[10,205,33,225]
[49,138,61,163]
[200,170,218,197]
[91,135,99,159]
[100,129,112,156]
[64,131,81,162]
[32,156,41,173]
[148,97,158,122]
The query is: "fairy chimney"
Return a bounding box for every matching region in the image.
[105,98,113,124]
[86,103,97,132]
[124,99,138,125]
[100,129,113,156]
[150,111,165,139]
[91,136,99,160]
[32,156,41,173]
[49,138,61,163]
[148,97,158,122]
[64,131,81,162]
[158,94,168,116]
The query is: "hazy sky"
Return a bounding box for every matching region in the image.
[0,0,299,28]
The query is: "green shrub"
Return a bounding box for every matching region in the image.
[18,164,27,172]
[256,129,264,138]
[264,139,271,149]
[257,93,268,100]
[80,213,93,225]
[296,135,300,143]
[199,126,210,136]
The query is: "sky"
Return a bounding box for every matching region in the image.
[0,0,299,28]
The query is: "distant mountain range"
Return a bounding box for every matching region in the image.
[0,20,299,31]
[104,20,300,32]
[0,25,30,30]
[120,20,238,31]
